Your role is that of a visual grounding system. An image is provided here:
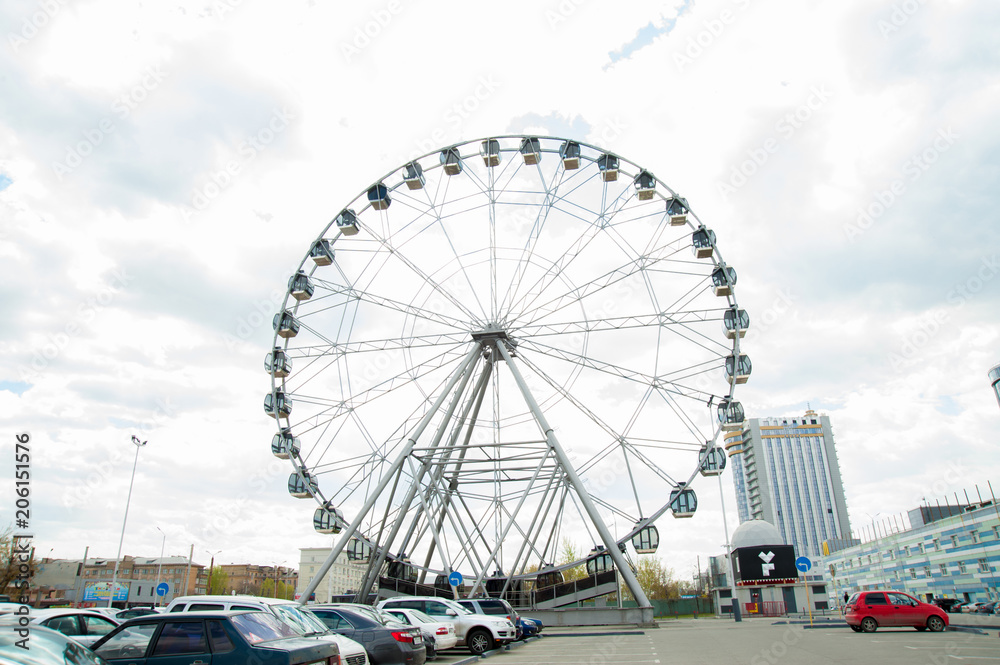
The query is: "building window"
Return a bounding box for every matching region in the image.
[939,564,949,577]
[904,546,910,557]
[924,566,932,578]
[951,535,958,547]
[979,559,990,573]
[933,539,940,551]
[969,530,978,544]
[958,561,967,574]
[917,543,923,554]
[909,568,917,579]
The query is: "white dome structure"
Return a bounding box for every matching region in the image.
[731,519,785,549]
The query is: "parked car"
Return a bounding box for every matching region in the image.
[378,596,515,655]
[307,605,426,665]
[381,606,459,654]
[0,608,119,646]
[315,603,443,660]
[963,602,986,613]
[0,625,109,665]
[455,597,542,639]
[975,601,997,614]
[950,602,969,613]
[114,607,159,621]
[930,598,963,614]
[90,610,340,665]
[164,594,368,664]
[845,591,948,633]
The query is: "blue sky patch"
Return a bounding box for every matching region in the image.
[0,380,31,396]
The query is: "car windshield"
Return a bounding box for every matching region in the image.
[272,604,327,635]
[441,600,471,615]
[408,609,435,624]
[231,612,299,644]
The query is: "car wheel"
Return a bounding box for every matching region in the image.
[467,629,494,655]
[927,616,946,632]
[861,617,878,633]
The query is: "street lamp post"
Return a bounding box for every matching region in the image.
[154,527,166,607]
[206,550,222,594]
[108,435,147,608]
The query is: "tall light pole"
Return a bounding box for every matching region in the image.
[154,527,166,607]
[989,364,1000,409]
[206,550,222,594]
[108,435,147,608]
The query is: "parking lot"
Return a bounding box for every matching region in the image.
[431,618,1000,665]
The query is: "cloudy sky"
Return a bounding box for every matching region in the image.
[2,0,998,586]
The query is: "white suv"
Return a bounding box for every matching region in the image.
[164,595,367,664]
[377,596,515,655]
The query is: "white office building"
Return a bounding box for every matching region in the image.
[296,548,367,602]
[725,409,852,559]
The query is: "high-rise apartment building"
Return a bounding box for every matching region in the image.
[724,409,852,558]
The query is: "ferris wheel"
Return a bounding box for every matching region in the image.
[265,135,750,607]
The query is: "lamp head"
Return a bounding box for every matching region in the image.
[131,435,148,447]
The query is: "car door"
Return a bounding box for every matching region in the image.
[889,593,922,628]
[81,614,120,646]
[41,614,85,642]
[863,593,893,626]
[310,609,359,640]
[93,622,160,665]
[146,619,213,665]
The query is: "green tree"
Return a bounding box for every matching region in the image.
[207,566,229,595]
[621,556,679,601]
[557,538,587,582]
[0,526,38,600]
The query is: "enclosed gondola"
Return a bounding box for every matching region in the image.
[480,139,501,167]
[699,445,727,476]
[264,390,293,418]
[559,140,581,169]
[597,153,619,181]
[288,271,314,301]
[265,347,292,378]
[367,183,391,210]
[586,546,613,576]
[711,265,737,297]
[723,307,750,339]
[287,470,317,498]
[434,573,452,590]
[387,555,416,582]
[335,209,359,235]
[347,538,372,562]
[309,239,334,266]
[634,170,656,200]
[691,227,716,259]
[402,161,425,190]
[724,354,752,385]
[535,564,563,589]
[271,428,300,459]
[273,311,300,338]
[631,523,659,554]
[717,399,745,431]
[666,196,689,225]
[313,502,345,534]
[519,137,541,165]
[440,147,462,175]
[669,488,697,517]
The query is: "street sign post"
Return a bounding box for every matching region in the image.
[795,557,813,625]
[156,582,169,597]
[448,571,463,587]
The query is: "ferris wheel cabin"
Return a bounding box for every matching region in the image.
[273,311,300,338]
[309,239,334,266]
[712,266,737,297]
[313,503,344,534]
[586,546,614,576]
[666,197,689,225]
[402,161,425,190]
[725,354,752,385]
[288,271,314,301]
[631,523,659,554]
[440,147,463,175]
[597,154,619,181]
[559,140,581,169]
[480,139,501,167]
[367,183,391,211]
[271,428,300,459]
[387,556,417,582]
[265,347,292,378]
[520,137,542,165]
[335,209,359,236]
[287,470,317,498]
[692,227,717,259]
[535,564,563,589]
[264,390,293,418]
[669,488,697,517]
[699,445,727,476]
[634,171,656,200]
[723,307,750,339]
[717,399,746,431]
[347,538,372,562]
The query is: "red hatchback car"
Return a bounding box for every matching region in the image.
[845,591,949,633]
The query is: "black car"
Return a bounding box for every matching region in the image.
[931,598,963,613]
[309,606,426,665]
[90,611,340,665]
[976,601,997,614]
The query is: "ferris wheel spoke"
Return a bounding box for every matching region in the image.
[309,280,473,332]
[286,332,472,359]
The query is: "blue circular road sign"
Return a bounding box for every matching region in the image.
[448,571,463,587]
[156,582,170,596]
[795,556,812,573]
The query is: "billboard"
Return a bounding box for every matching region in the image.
[83,582,129,602]
[734,545,798,585]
